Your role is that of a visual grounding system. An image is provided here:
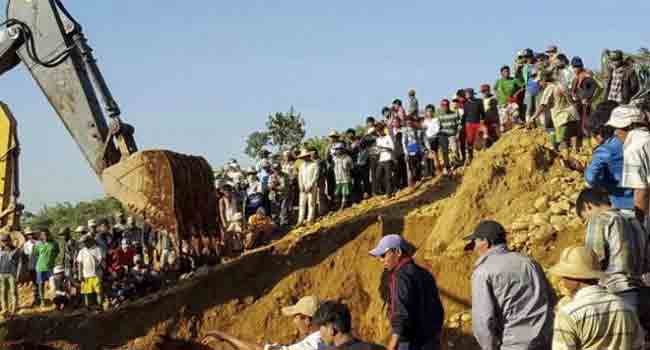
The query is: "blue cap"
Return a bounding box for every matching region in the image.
[571,56,584,68]
[369,234,404,257]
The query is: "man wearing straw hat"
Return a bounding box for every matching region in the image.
[203,296,327,350]
[297,149,320,225]
[549,246,644,350]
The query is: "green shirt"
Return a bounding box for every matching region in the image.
[494,77,522,106]
[35,240,60,272]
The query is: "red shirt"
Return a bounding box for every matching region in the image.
[109,247,135,273]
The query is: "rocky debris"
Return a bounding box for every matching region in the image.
[530,224,557,245]
[534,196,549,211]
[446,311,472,329]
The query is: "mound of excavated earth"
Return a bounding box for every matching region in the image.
[3,128,589,350]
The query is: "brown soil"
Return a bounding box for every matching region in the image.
[3,128,589,350]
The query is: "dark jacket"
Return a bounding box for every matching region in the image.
[572,71,599,101]
[604,64,640,104]
[462,98,486,124]
[389,258,445,344]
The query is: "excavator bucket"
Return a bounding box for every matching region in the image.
[101,150,217,240]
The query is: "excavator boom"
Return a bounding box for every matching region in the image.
[0,0,217,239]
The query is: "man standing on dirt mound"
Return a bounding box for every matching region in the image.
[369,234,444,350]
[465,220,555,350]
[202,295,327,350]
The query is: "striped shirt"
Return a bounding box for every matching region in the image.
[553,285,644,350]
[585,209,649,293]
[438,112,460,136]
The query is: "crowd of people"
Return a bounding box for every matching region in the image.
[0,212,216,316]
[215,46,646,256]
[208,45,650,350]
[0,44,649,350]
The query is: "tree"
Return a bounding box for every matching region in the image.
[244,131,270,159]
[303,136,329,160]
[24,197,124,238]
[266,106,306,153]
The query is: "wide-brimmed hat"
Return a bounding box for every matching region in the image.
[23,226,36,236]
[74,225,87,234]
[548,246,605,280]
[281,296,320,317]
[328,130,340,138]
[297,149,314,159]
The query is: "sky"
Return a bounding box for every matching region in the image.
[0,0,648,211]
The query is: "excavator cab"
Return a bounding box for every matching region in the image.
[0,0,217,240]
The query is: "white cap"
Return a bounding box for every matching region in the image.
[606,105,644,129]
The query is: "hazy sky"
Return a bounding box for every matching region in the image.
[0,0,647,211]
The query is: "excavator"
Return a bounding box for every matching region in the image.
[0,0,218,241]
[0,102,21,233]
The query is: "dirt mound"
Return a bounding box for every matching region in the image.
[5,128,589,350]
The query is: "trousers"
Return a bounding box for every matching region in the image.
[0,273,18,313]
[298,188,317,224]
[376,161,394,195]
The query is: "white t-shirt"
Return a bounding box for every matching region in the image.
[376,135,394,162]
[621,129,650,190]
[76,246,103,279]
[266,331,328,350]
[23,240,37,270]
[423,118,440,138]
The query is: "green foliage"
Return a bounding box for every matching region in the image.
[303,136,330,160]
[244,131,270,160]
[24,197,124,234]
[266,106,306,152]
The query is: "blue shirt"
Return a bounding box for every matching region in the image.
[258,169,271,193]
[584,137,634,209]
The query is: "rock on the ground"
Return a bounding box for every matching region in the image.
[511,221,529,231]
[534,196,549,211]
[550,215,568,227]
[532,213,550,227]
[531,224,556,244]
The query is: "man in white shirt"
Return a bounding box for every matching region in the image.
[376,123,395,197]
[22,226,39,307]
[76,231,104,309]
[202,296,327,350]
[608,105,650,227]
[297,150,320,225]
